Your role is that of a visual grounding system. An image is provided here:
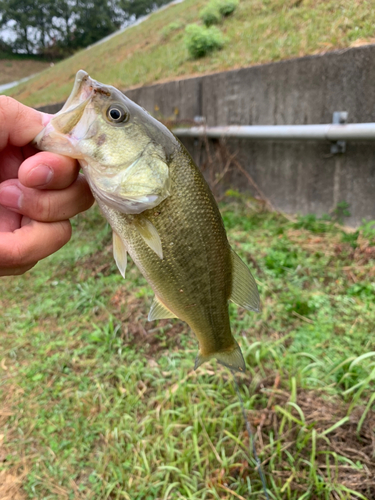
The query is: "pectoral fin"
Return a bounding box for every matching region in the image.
[148,296,177,321]
[230,249,260,312]
[113,231,127,279]
[194,341,246,372]
[134,217,163,259]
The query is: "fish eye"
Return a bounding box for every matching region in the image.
[106,105,128,123]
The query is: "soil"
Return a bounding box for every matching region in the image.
[0,59,50,86]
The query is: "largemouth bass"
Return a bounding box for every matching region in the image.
[34,70,260,372]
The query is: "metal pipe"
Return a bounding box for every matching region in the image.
[173,123,375,141]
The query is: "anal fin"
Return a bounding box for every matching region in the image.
[113,231,127,279]
[134,216,163,260]
[148,296,177,321]
[230,248,260,312]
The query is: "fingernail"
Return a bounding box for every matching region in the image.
[27,164,53,187]
[0,185,23,210]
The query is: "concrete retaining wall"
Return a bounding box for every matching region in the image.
[39,44,375,225]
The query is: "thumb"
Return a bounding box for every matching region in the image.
[0,96,51,149]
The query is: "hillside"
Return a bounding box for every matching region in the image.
[5,0,375,108]
[0,58,50,86]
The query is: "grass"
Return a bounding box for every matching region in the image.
[1,195,375,499]
[4,0,375,107]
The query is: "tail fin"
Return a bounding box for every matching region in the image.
[194,342,246,372]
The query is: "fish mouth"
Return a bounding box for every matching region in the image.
[60,70,92,113]
[50,70,94,135]
[33,70,99,156]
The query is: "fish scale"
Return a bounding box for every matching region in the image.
[34,70,260,371]
[103,146,234,356]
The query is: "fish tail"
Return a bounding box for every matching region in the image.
[194,341,246,372]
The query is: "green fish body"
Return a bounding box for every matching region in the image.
[34,70,260,371]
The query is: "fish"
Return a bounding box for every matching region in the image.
[34,70,260,372]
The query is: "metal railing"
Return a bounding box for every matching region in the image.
[172,112,375,154]
[173,123,375,141]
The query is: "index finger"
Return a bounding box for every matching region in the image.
[0,96,50,150]
[0,217,72,275]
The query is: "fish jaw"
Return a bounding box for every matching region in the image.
[60,70,92,112]
[34,121,83,158]
[33,70,95,158]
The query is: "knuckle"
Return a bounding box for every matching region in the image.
[57,220,72,246]
[0,95,15,111]
[0,96,13,123]
[44,194,54,220]
[35,192,55,221]
[8,240,32,267]
[0,96,21,122]
[0,96,26,141]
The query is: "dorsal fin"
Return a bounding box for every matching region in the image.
[133,216,163,259]
[230,249,260,312]
[113,231,127,279]
[148,296,177,321]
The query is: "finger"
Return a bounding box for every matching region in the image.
[2,263,35,276]
[0,174,94,222]
[0,217,71,276]
[0,96,50,150]
[0,143,24,182]
[0,205,21,232]
[0,144,42,183]
[18,152,80,190]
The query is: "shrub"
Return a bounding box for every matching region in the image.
[217,0,239,16]
[185,24,224,58]
[199,5,221,26]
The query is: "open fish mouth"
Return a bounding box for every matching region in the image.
[33,70,99,156]
[60,70,93,112]
[50,70,95,136]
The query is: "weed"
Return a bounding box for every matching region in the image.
[332,200,351,223]
[359,219,375,245]
[341,229,359,249]
[199,4,222,26]
[1,202,374,498]
[293,213,334,233]
[217,0,239,16]
[185,23,225,58]
[199,0,239,28]
[161,21,184,39]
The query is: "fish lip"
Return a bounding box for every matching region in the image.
[33,69,115,151]
[60,70,90,112]
[61,70,111,112]
[49,70,114,134]
[40,71,96,140]
[33,70,95,152]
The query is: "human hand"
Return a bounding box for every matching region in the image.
[0,96,94,276]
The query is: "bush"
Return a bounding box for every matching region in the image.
[217,0,239,16]
[199,5,221,27]
[185,24,224,58]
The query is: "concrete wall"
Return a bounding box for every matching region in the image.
[39,44,375,225]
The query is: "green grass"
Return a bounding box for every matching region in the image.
[5,0,375,107]
[1,200,375,499]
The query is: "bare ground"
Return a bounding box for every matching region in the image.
[0,59,50,86]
